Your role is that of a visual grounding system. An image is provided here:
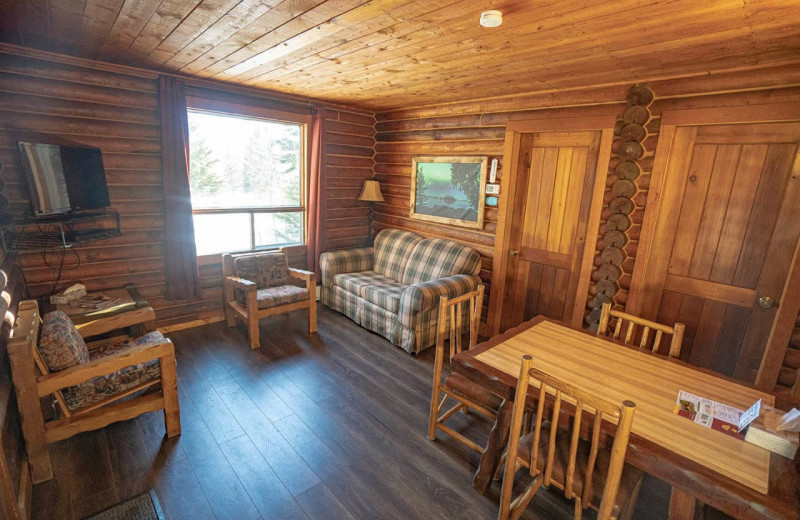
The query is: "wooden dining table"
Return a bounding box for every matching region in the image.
[451,316,799,520]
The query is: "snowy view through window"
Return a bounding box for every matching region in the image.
[187,110,304,255]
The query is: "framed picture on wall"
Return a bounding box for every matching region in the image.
[410,156,487,229]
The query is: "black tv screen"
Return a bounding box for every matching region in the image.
[18,142,111,216]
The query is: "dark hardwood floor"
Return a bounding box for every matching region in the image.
[31,306,683,520]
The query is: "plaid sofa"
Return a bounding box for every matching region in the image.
[320,228,482,353]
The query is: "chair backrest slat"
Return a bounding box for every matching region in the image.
[436,286,484,363]
[507,356,637,520]
[597,302,685,358]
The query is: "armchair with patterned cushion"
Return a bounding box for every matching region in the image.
[8,300,180,484]
[222,249,317,349]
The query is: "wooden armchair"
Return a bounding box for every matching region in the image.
[222,249,317,350]
[8,300,180,484]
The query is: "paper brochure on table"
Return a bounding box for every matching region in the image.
[674,390,749,440]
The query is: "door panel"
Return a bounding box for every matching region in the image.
[642,122,800,381]
[499,130,601,332]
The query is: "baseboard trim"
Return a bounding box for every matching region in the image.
[159,316,226,334]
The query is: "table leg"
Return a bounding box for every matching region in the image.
[669,487,699,520]
[473,399,514,493]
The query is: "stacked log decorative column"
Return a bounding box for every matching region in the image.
[586,85,656,327]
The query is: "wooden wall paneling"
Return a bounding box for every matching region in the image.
[758,240,800,393]
[585,85,655,328]
[0,49,374,329]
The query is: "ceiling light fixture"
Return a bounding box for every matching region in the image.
[480,10,503,28]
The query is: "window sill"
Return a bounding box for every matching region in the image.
[197,243,307,266]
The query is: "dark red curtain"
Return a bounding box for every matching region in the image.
[159,76,200,300]
[306,106,326,273]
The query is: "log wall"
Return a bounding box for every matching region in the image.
[0,48,375,329]
[373,63,800,386]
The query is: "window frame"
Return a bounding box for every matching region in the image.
[185,96,312,261]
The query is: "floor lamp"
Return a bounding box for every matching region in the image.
[358,179,384,245]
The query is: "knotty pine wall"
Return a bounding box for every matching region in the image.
[0,48,375,329]
[373,63,800,388]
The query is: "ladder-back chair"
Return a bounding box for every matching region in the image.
[428,286,498,454]
[597,302,685,358]
[498,355,642,520]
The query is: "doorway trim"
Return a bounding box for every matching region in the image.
[626,103,800,389]
[487,116,616,336]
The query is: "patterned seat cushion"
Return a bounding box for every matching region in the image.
[361,283,407,313]
[373,229,423,282]
[234,252,288,289]
[61,331,166,411]
[38,311,90,371]
[333,270,397,296]
[236,285,309,309]
[401,238,482,285]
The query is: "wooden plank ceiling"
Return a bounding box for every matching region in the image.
[0,0,799,110]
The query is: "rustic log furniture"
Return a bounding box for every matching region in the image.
[451,316,798,520]
[427,286,496,453]
[597,302,686,358]
[8,300,181,484]
[222,249,317,349]
[498,355,641,520]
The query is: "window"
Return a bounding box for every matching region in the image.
[187,109,306,256]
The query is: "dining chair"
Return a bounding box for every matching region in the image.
[597,302,685,358]
[428,285,498,454]
[498,355,642,520]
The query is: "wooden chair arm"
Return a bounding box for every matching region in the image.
[75,305,156,339]
[288,268,316,282]
[36,340,175,397]
[225,276,257,292]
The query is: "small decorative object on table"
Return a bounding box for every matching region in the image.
[49,283,86,305]
[744,406,800,459]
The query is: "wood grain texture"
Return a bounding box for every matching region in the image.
[0,49,374,328]
[453,317,799,520]
[29,308,687,520]
[1,1,800,110]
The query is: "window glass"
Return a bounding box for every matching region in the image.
[187,109,305,255]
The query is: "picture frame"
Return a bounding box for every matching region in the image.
[485,183,500,195]
[410,156,488,229]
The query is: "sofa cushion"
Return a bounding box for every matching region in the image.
[362,282,407,313]
[234,252,288,288]
[373,229,423,282]
[38,311,90,372]
[401,238,482,285]
[333,270,397,295]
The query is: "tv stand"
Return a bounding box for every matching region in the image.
[0,209,122,253]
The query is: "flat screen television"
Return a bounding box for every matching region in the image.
[18,142,111,217]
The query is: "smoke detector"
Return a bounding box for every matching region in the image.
[480,10,503,28]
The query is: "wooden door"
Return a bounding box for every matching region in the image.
[630,121,800,382]
[495,128,608,333]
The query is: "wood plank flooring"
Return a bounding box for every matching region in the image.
[31,306,689,519]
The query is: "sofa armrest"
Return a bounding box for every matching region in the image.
[398,275,482,329]
[36,339,174,396]
[319,247,374,287]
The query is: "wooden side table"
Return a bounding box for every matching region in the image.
[56,283,156,338]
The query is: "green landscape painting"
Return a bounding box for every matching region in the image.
[411,157,486,228]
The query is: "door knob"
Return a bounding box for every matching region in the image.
[509,250,519,256]
[757,296,776,309]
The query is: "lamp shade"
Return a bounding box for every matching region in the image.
[358,180,384,202]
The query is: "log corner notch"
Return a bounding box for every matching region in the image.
[585,85,656,329]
